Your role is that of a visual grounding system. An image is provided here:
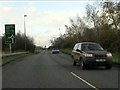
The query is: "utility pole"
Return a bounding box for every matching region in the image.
[24,15,27,51]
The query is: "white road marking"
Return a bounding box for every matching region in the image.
[71,72,99,90]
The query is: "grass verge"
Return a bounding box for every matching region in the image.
[112,53,120,64]
[60,48,72,55]
[1,52,37,66]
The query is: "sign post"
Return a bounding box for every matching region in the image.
[9,44,12,53]
[5,24,15,53]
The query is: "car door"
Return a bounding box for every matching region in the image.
[72,44,78,61]
[75,44,81,61]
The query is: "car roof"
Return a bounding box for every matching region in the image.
[76,42,98,45]
[52,48,59,49]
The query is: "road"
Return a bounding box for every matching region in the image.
[2,50,119,89]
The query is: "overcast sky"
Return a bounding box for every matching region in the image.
[0,1,95,47]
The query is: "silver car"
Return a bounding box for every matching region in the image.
[52,48,60,54]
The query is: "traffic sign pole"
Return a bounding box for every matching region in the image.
[9,43,12,53]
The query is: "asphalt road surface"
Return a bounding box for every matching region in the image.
[2,50,119,89]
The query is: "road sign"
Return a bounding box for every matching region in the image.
[5,24,15,44]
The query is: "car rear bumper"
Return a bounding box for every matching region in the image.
[52,51,59,54]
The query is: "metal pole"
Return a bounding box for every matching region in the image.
[24,15,27,51]
[9,43,12,53]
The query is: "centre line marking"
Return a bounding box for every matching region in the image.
[71,72,99,90]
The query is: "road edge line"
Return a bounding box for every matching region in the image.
[71,72,99,90]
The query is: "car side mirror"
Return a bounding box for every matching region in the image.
[76,49,81,52]
[105,48,109,51]
[105,48,111,52]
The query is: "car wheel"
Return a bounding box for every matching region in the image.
[105,65,112,69]
[80,60,86,70]
[73,61,76,66]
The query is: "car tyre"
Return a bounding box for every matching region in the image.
[105,65,112,69]
[73,61,76,66]
[80,60,86,70]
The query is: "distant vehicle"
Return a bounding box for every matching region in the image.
[72,42,112,70]
[52,48,60,54]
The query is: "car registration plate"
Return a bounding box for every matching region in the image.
[96,59,106,62]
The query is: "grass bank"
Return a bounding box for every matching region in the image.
[112,53,120,64]
[61,48,120,64]
[1,51,40,66]
[60,48,72,55]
